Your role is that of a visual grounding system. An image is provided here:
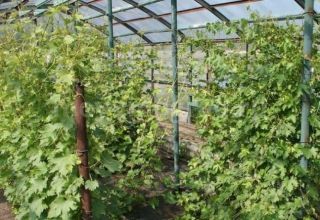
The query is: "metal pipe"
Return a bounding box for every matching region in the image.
[75,83,92,220]
[151,54,155,104]
[171,0,179,186]
[205,50,210,86]
[145,79,195,88]
[300,0,314,170]
[187,45,193,123]
[75,0,79,31]
[108,0,114,59]
[246,43,249,71]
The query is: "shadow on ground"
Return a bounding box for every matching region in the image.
[125,197,182,220]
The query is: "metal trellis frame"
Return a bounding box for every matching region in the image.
[84,0,163,20]
[294,0,319,23]
[121,0,185,38]
[2,0,317,45]
[79,0,154,44]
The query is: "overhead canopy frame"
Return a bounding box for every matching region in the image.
[0,0,319,44]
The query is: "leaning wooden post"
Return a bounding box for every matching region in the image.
[75,82,92,219]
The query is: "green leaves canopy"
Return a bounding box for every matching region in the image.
[0,9,162,219]
[178,18,320,219]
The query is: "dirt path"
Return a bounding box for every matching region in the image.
[0,191,14,220]
[125,197,182,220]
[159,121,203,154]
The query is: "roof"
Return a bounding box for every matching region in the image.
[0,0,318,44]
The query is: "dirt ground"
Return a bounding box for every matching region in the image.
[125,197,182,220]
[0,190,14,220]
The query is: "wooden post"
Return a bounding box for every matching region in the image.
[75,82,92,220]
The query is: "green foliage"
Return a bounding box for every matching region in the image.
[85,42,163,219]
[178,18,320,219]
[0,9,162,219]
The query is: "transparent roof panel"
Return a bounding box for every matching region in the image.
[145,0,200,15]
[114,8,149,21]
[0,1,18,10]
[112,0,132,10]
[91,0,131,11]
[53,0,70,6]
[314,1,320,12]
[79,6,102,19]
[117,34,146,43]
[132,0,160,3]
[145,32,171,43]
[182,28,238,40]
[205,0,242,4]
[88,15,119,26]
[163,9,220,29]
[25,0,43,6]
[87,16,108,26]
[0,0,316,44]
[128,18,169,32]
[91,1,108,10]
[277,18,304,27]
[113,24,134,37]
[216,0,303,20]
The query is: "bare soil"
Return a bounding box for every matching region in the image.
[0,190,14,220]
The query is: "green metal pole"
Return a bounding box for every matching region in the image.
[107,0,114,59]
[206,50,210,86]
[187,45,193,124]
[246,43,249,72]
[151,57,155,104]
[300,0,314,170]
[75,0,79,32]
[171,0,179,185]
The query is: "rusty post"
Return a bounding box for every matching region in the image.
[75,82,92,220]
